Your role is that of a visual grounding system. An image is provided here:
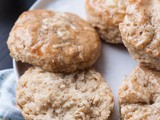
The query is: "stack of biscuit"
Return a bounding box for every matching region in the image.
[119,0,160,119]
[7,10,114,119]
[7,0,160,119]
[86,0,160,69]
[86,0,160,119]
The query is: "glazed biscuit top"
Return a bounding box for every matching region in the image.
[120,0,160,57]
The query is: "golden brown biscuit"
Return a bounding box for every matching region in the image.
[119,65,160,120]
[120,0,160,70]
[7,10,101,73]
[16,67,114,120]
[85,0,126,43]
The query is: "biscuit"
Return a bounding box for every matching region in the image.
[119,65,160,120]
[85,0,126,43]
[7,10,101,73]
[16,67,114,120]
[119,0,160,70]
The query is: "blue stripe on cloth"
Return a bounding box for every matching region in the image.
[0,69,24,120]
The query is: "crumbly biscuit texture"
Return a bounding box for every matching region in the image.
[85,0,126,43]
[16,67,114,120]
[120,0,160,70]
[7,10,101,73]
[119,65,160,120]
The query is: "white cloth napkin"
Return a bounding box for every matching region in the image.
[0,69,24,120]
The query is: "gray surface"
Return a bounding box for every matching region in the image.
[0,0,36,70]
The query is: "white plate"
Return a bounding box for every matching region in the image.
[13,0,138,119]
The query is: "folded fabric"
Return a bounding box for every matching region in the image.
[0,69,24,120]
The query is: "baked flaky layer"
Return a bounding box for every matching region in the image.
[16,67,114,120]
[85,0,126,43]
[120,0,160,70]
[7,10,101,73]
[119,65,160,120]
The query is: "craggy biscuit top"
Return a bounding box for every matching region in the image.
[86,0,126,28]
[85,0,126,43]
[119,65,160,120]
[120,0,160,57]
[119,65,160,104]
[121,103,160,120]
[16,67,114,120]
[7,10,101,73]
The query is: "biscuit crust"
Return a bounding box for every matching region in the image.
[85,0,126,43]
[16,67,114,120]
[7,10,101,73]
[120,0,160,70]
[119,65,160,120]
